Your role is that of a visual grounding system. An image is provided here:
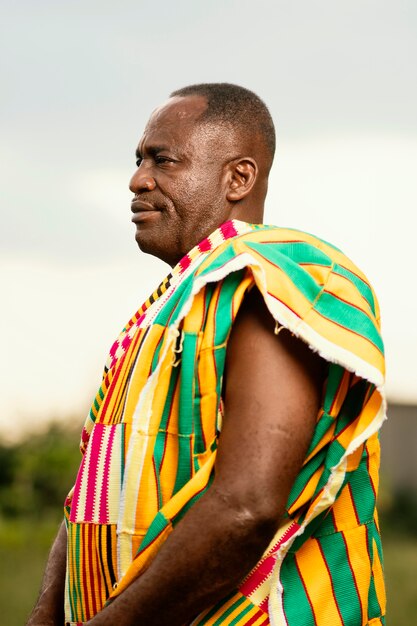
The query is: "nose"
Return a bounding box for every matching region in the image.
[129,164,156,193]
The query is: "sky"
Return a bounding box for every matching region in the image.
[1,0,416,439]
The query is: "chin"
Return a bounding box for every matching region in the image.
[135,231,174,266]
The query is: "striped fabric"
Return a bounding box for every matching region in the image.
[64,219,386,625]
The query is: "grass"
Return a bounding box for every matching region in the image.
[1,519,416,625]
[384,532,417,624]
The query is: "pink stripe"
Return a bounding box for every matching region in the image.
[121,333,132,352]
[84,424,105,521]
[98,425,117,524]
[220,220,238,240]
[69,452,87,522]
[179,254,191,272]
[109,339,120,359]
[198,237,212,252]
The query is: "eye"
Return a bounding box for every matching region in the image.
[155,155,174,165]
[135,156,142,167]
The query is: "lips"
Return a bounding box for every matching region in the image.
[131,198,162,224]
[131,198,159,213]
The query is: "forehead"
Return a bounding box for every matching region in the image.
[140,95,208,146]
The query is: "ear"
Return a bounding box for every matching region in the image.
[226,158,258,202]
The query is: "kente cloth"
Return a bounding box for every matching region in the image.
[64,219,386,626]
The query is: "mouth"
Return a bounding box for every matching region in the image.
[131,198,162,223]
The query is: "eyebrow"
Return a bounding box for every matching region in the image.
[135,144,171,159]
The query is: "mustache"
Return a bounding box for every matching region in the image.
[132,194,168,210]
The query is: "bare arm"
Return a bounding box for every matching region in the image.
[26,520,67,626]
[86,288,325,626]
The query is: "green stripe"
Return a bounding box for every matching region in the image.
[136,511,169,554]
[172,471,214,526]
[154,275,195,326]
[229,601,257,625]
[197,243,240,278]
[172,435,193,495]
[314,292,383,353]
[179,332,199,436]
[194,591,236,624]
[270,241,332,267]
[213,269,246,346]
[281,552,317,625]
[323,364,346,414]
[212,595,247,625]
[305,411,335,458]
[367,522,382,618]
[246,241,323,303]
[319,532,362,623]
[287,446,327,509]
[348,449,376,523]
[334,378,369,437]
[157,369,179,431]
[333,263,376,316]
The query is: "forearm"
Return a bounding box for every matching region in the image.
[86,488,280,626]
[26,520,67,626]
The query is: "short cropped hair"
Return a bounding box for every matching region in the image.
[170,83,276,161]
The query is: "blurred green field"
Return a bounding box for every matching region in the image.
[1,519,416,625]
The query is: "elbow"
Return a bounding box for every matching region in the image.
[209,484,283,538]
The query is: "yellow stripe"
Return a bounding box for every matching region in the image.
[338,390,382,451]
[201,592,243,624]
[287,466,323,514]
[332,481,360,532]
[295,538,344,626]
[304,308,384,372]
[343,524,371,625]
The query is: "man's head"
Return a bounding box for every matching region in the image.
[129,83,275,266]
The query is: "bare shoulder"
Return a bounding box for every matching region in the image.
[224,286,326,404]
[215,287,327,519]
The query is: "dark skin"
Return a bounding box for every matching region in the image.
[27,95,325,625]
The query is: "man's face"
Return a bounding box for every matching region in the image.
[129,95,236,266]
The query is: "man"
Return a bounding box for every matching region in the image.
[28,84,386,626]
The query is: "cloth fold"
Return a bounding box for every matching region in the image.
[64,220,386,625]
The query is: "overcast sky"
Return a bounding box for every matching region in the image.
[1,0,416,439]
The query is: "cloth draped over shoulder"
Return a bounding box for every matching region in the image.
[64,220,386,626]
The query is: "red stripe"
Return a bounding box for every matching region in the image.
[266,290,302,318]
[323,288,371,315]
[245,609,270,625]
[348,482,361,527]
[240,523,300,596]
[100,330,142,421]
[313,307,383,354]
[240,555,276,596]
[366,441,377,500]
[81,525,90,620]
